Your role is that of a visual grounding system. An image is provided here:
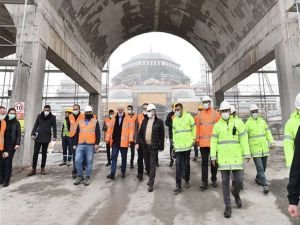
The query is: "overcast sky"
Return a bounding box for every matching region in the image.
[108,32,207,85]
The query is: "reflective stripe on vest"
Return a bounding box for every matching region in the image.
[252,151,270,157]
[217,140,240,145]
[249,134,266,139]
[198,135,211,139]
[284,135,293,141]
[218,164,244,170]
[239,131,247,137]
[78,119,97,144]
[175,129,192,134]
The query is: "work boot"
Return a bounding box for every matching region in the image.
[106,174,115,180]
[74,176,84,185]
[105,162,111,167]
[173,185,182,194]
[263,185,270,194]
[137,174,143,181]
[66,161,71,166]
[84,176,91,186]
[212,180,218,188]
[231,188,242,208]
[41,168,46,175]
[169,160,174,167]
[27,169,36,176]
[148,185,154,192]
[224,207,232,218]
[59,162,66,166]
[185,181,191,189]
[255,178,262,186]
[200,181,208,191]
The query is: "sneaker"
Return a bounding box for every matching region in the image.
[263,185,269,194]
[224,207,232,218]
[84,176,91,186]
[148,185,154,192]
[212,180,218,188]
[27,169,36,176]
[107,174,115,180]
[185,181,191,189]
[74,176,84,185]
[231,188,242,208]
[105,162,111,167]
[173,186,182,194]
[200,181,208,191]
[137,174,143,181]
[59,162,66,166]
[66,161,71,166]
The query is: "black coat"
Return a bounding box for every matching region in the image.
[165,111,174,139]
[136,116,165,151]
[287,125,300,205]
[31,112,57,143]
[4,117,21,146]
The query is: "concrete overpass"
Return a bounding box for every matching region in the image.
[0,0,299,167]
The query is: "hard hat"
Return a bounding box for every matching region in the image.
[147,103,156,111]
[198,104,203,110]
[84,105,93,112]
[202,96,211,102]
[172,102,177,108]
[250,104,259,111]
[295,93,300,110]
[219,101,231,111]
[65,107,73,113]
[230,105,236,114]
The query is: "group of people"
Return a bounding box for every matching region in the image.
[0,92,300,219]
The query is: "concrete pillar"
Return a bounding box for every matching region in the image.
[214,91,224,108]
[11,41,47,167]
[275,0,300,124]
[89,93,102,121]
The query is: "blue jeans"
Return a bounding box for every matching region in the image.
[253,156,268,186]
[111,144,128,176]
[75,144,94,177]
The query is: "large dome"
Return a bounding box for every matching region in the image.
[129,53,175,63]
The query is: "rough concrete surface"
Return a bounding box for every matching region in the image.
[0,145,298,225]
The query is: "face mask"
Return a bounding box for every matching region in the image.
[147,112,153,118]
[143,111,147,115]
[127,110,132,115]
[175,111,181,117]
[85,114,93,119]
[8,114,16,120]
[203,103,209,110]
[73,110,79,115]
[0,115,5,120]
[221,112,230,120]
[44,111,49,116]
[109,114,113,118]
[251,113,259,120]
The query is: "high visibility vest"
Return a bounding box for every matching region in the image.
[137,114,145,131]
[69,113,84,137]
[62,119,70,137]
[78,119,97,145]
[284,111,300,167]
[196,108,220,148]
[128,114,137,137]
[0,120,6,151]
[105,115,134,148]
[210,116,250,170]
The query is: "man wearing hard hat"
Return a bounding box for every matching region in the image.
[245,104,275,194]
[211,101,251,218]
[73,106,100,186]
[59,108,73,166]
[285,93,300,218]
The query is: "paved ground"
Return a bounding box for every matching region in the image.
[1,144,299,225]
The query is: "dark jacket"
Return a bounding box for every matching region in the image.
[112,114,125,147]
[287,125,300,205]
[165,111,174,139]
[74,118,101,146]
[31,112,57,143]
[4,117,21,147]
[136,116,165,151]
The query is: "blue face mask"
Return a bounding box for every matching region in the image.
[8,114,16,120]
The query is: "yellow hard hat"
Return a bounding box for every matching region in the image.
[65,107,73,113]
[198,104,203,110]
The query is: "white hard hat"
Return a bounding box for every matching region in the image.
[147,104,156,111]
[202,96,211,102]
[219,101,231,111]
[295,93,300,110]
[250,104,259,111]
[230,105,236,114]
[84,105,93,112]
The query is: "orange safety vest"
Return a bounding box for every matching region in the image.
[105,115,134,148]
[196,108,220,147]
[128,114,137,136]
[104,117,113,143]
[78,118,97,144]
[137,113,145,131]
[69,113,96,137]
[0,120,6,151]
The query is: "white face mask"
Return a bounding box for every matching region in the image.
[175,111,181,117]
[73,110,79,115]
[143,111,147,115]
[203,103,209,110]
[147,112,153,118]
[251,113,259,120]
[127,110,132,115]
[0,115,5,120]
[221,112,230,120]
[44,111,49,116]
[109,114,113,118]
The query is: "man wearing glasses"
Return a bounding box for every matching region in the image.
[172,103,196,194]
